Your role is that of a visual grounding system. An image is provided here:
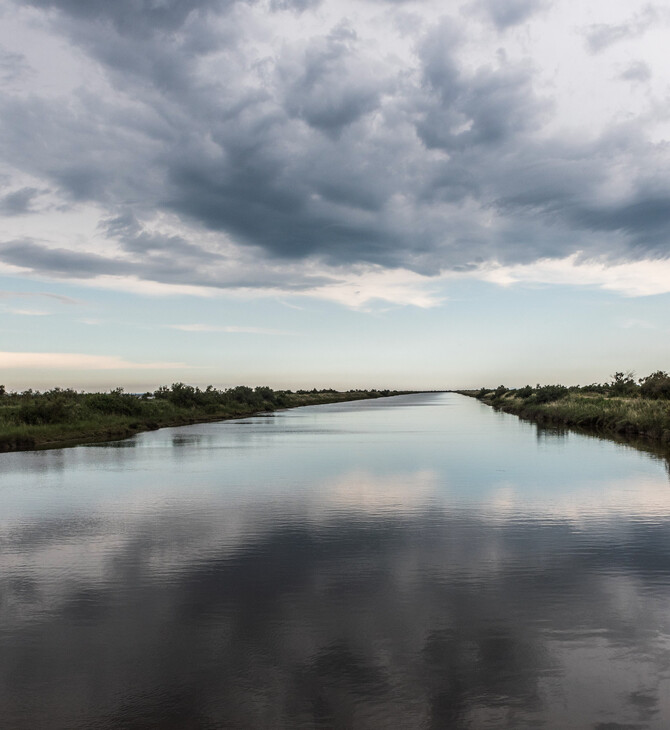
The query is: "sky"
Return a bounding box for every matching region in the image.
[0,0,669,391]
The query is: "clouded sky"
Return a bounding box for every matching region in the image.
[0,0,669,390]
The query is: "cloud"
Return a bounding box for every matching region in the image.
[470,253,670,297]
[23,0,229,39]
[620,318,655,330]
[0,240,131,277]
[0,187,41,215]
[168,323,296,334]
[471,0,548,30]
[0,0,668,303]
[301,265,445,308]
[1,470,669,727]
[584,5,661,53]
[0,290,78,304]
[0,352,191,369]
[619,61,652,83]
[0,46,31,84]
[278,22,389,137]
[5,308,51,316]
[0,290,78,316]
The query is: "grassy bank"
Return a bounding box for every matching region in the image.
[0,384,404,453]
[459,373,670,449]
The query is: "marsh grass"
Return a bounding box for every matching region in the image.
[0,385,399,452]
[476,391,670,445]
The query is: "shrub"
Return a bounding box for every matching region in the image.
[18,399,71,425]
[85,389,144,416]
[639,371,670,400]
[580,383,608,394]
[533,385,568,404]
[609,371,638,397]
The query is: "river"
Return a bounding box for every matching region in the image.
[1,392,669,728]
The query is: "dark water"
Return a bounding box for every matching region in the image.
[1,393,670,729]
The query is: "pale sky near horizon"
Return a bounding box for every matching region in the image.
[0,0,669,391]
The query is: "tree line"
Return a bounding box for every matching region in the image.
[477,370,670,405]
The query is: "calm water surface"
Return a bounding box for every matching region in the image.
[1,393,670,729]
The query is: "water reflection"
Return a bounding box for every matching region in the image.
[1,393,670,728]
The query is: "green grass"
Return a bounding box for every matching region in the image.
[464,391,670,447]
[0,385,405,453]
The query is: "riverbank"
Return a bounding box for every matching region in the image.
[0,386,404,453]
[460,389,670,450]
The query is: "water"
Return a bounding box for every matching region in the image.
[1,392,670,729]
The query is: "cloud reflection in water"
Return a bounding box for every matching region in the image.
[1,394,670,728]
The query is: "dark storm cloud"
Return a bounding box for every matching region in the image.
[416,25,549,151]
[1,0,669,290]
[279,23,387,136]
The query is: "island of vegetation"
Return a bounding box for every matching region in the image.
[460,371,670,448]
[0,383,403,453]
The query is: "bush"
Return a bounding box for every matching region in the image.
[18,399,71,425]
[580,383,608,394]
[516,385,534,399]
[85,389,144,416]
[609,371,638,397]
[639,371,670,400]
[534,384,568,404]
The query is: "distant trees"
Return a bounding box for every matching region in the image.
[475,370,670,402]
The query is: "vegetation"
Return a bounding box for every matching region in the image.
[0,384,401,453]
[460,371,670,447]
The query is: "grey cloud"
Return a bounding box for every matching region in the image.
[0,236,331,292]
[585,5,660,53]
[416,24,550,164]
[279,23,388,136]
[0,187,41,215]
[101,212,224,262]
[473,0,548,30]
[0,47,31,84]
[1,2,669,290]
[416,22,549,153]
[24,0,230,38]
[428,64,547,150]
[620,61,652,83]
[167,158,408,265]
[487,126,670,257]
[0,93,143,205]
[571,195,670,251]
[0,240,131,277]
[270,0,322,11]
